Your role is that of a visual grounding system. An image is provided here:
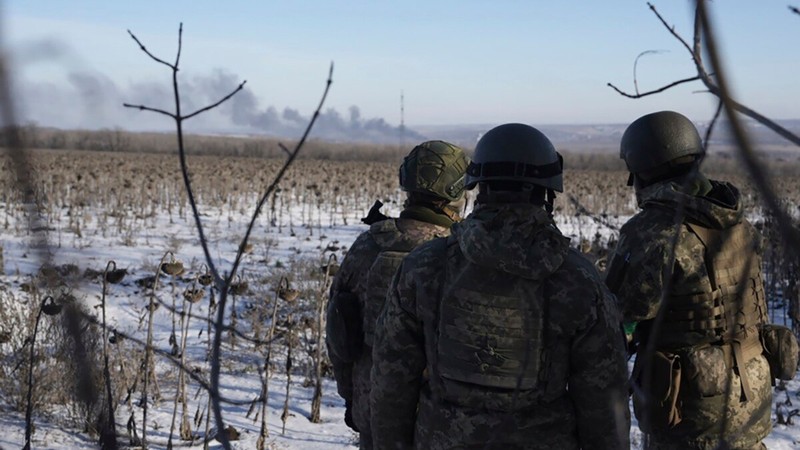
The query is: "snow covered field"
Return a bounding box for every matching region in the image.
[0,189,798,449]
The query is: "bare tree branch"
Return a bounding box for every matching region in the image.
[124,24,243,292]
[609,2,800,148]
[121,103,176,118]
[209,61,334,449]
[696,0,800,248]
[607,76,701,99]
[716,93,800,146]
[174,23,183,68]
[183,80,247,120]
[692,3,703,66]
[126,29,175,70]
[139,290,286,347]
[123,23,272,450]
[790,5,800,16]
[79,312,268,406]
[648,2,696,58]
[633,50,669,95]
[567,194,620,231]
[612,4,800,445]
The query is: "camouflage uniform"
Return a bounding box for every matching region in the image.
[606,179,772,450]
[327,214,450,449]
[326,140,468,448]
[371,203,630,449]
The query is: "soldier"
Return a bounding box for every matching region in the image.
[325,140,469,449]
[605,110,780,449]
[371,123,630,449]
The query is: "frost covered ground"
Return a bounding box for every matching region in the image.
[0,197,798,449]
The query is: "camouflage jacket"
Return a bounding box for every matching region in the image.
[606,179,771,448]
[371,203,630,450]
[326,216,449,440]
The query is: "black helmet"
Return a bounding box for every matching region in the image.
[620,111,704,181]
[399,140,469,202]
[466,123,563,192]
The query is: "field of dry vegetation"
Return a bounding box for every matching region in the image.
[1,127,800,448]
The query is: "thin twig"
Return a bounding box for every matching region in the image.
[610,2,800,148]
[607,76,701,99]
[696,1,800,248]
[122,103,176,118]
[101,261,119,450]
[692,3,703,67]
[184,81,247,120]
[127,29,176,70]
[175,23,183,68]
[696,1,800,440]
[141,291,283,347]
[23,300,46,450]
[647,2,696,58]
[79,312,262,406]
[209,61,334,449]
[633,50,668,95]
[567,194,620,231]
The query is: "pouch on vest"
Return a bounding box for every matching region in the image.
[326,291,363,363]
[760,324,800,380]
[363,251,407,347]
[682,345,728,397]
[633,351,682,432]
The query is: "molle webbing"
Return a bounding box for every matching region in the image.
[668,221,766,401]
[436,256,547,392]
[437,287,545,390]
[660,223,764,337]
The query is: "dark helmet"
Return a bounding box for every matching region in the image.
[466,123,563,192]
[399,140,469,202]
[620,110,704,180]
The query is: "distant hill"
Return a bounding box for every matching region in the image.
[413,119,800,154]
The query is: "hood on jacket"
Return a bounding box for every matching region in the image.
[451,203,570,280]
[637,178,744,229]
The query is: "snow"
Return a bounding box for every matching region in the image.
[0,194,798,450]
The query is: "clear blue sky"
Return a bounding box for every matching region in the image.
[2,0,798,135]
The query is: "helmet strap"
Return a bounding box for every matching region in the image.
[476,183,548,207]
[634,158,700,189]
[545,189,556,215]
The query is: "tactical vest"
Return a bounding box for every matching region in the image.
[431,238,547,411]
[659,221,768,399]
[362,220,422,348]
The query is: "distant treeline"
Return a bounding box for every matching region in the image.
[1,124,798,175]
[0,124,410,162]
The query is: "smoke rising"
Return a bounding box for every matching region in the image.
[17,68,423,144]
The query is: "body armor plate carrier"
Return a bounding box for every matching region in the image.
[661,221,768,400]
[431,238,547,410]
[362,220,421,348]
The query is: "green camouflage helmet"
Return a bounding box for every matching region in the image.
[620,110,704,176]
[466,123,563,192]
[399,140,469,202]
